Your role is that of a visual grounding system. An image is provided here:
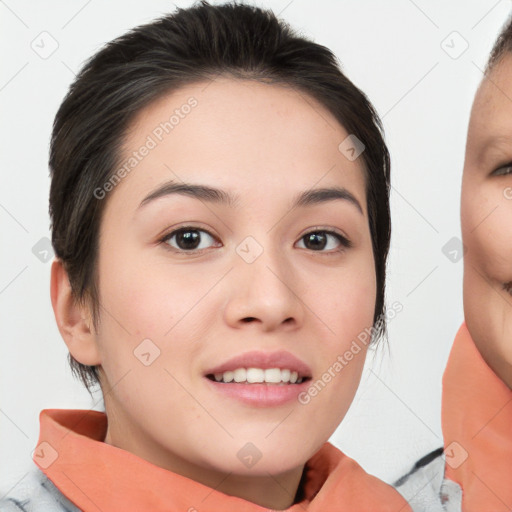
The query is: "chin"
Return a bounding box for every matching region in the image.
[258,438,324,475]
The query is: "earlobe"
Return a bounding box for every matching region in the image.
[50,258,102,366]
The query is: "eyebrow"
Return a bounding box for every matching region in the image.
[138,180,363,214]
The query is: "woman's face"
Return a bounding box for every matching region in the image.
[90,78,377,479]
[461,54,512,388]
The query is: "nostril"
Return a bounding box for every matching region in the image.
[242,317,256,323]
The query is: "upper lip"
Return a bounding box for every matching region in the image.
[204,350,312,378]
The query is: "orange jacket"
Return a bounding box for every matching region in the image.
[27,408,411,511]
[441,322,512,511]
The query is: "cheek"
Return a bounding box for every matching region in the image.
[462,186,512,281]
[309,250,377,368]
[322,272,375,336]
[95,243,217,381]
[93,257,213,424]
[300,273,374,434]
[340,249,377,319]
[461,181,512,373]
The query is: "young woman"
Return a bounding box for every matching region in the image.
[396,14,512,512]
[0,2,410,510]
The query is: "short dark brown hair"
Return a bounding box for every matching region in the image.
[486,12,512,72]
[49,0,391,392]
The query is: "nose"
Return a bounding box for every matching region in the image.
[223,243,305,332]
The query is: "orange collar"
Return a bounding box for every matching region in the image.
[33,408,410,511]
[442,322,512,511]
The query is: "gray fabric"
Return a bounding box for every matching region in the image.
[0,469,80,512]
[394,452,463,512]
[440,479,463,512]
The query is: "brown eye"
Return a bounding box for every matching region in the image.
[297,230,351,252]
[161,227,218,252]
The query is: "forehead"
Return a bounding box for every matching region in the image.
[126,78,352,157]
[468,55,512,153]
[113,78,367,210]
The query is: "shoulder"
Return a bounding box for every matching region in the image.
[394,447,451,512]
[0,469,80,512]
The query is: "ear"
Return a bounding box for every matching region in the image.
[50,258,101,366]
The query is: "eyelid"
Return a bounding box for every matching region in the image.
[492,162,512,176]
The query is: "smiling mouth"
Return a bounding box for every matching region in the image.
[206,368,311,385]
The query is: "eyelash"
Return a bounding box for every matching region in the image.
[158,225,352,256]
[492,162,512,176]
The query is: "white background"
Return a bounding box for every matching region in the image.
[0,0,509,494]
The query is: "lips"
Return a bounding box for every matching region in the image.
[203,350,313,407]
[204,350,313,380]
[504,281,512,296]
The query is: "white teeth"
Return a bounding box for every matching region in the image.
[233,368,246,382]
[264,368,282,383]
[247,368,264,383]
[211,367,305,384]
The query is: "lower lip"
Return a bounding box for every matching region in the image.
[204,377,310,407]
